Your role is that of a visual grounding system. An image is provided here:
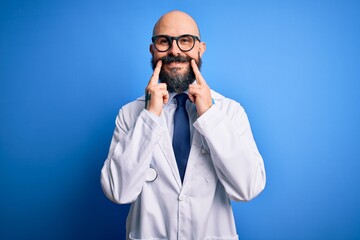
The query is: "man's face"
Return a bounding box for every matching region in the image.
[150,12,206,93]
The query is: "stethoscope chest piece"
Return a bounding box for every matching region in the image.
[146,167,158,182]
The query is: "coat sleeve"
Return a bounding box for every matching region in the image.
[100,105,166,204]
[193,99,266,202]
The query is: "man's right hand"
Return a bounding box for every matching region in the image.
[145,60,169,116]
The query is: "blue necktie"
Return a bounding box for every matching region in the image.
[173,93,191,183]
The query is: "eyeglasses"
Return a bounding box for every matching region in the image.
[151,34,201,52]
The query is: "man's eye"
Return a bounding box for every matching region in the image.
[158,39,169,45]
[180,38,192,44]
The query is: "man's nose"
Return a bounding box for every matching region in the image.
[167,40,182,55]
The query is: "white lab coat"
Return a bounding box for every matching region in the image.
[101,90,266,240]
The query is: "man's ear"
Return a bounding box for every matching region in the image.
[150,44,155,55]
[198,42,206,58]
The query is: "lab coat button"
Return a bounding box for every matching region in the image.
[178,194,186,201]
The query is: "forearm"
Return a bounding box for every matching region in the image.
[101,109,166,204]
[194,102,266,201]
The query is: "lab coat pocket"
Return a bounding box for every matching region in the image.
[200,136,218,183]
[202,150,218,183]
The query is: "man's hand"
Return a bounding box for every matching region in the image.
[189,59,213,116]
[145,60,169,116]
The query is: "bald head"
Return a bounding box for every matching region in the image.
[153,11,200,38]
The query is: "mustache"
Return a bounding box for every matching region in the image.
[160,55,192,65]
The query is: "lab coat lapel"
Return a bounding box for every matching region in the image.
[158,114,182,190]
[181,103,204,188]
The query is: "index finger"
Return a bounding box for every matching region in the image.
[148,60,162,86]
[191,59,206,85]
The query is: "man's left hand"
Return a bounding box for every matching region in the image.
[188,59,213,116]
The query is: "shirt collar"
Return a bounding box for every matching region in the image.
[168,90,189,105]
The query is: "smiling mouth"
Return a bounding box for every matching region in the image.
[166,61,190,68]
[164,62,187,73]
[168,61,186,66]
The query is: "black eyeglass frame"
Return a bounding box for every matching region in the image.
[151,34,201,52]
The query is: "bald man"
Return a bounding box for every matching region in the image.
[101,11,266,240]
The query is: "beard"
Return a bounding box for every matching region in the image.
[151,54,202,93]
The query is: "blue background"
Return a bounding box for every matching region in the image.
[1,0,359,239]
